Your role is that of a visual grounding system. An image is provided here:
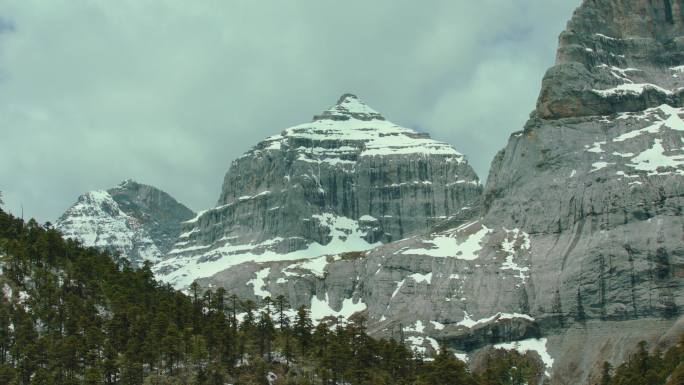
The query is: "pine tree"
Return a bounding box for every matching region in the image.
[161,323,182,375]
[190,335,208,379]
[417,345,474,385]
[257,310,275,362]
[275,295,292,366]
[214,287,226,313]
[601,361,613,385]
[0,303,10,364]
[294,305,313,352]
[275,295,290,330]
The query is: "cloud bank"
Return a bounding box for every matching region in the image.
[0,0,579,221]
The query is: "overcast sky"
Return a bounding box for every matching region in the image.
[0,0,579,222]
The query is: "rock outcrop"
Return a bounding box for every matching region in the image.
[154,94,481,288]
[56,179,195,266]
[538,0,684,119]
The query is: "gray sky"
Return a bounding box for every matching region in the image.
[0,0,579,222]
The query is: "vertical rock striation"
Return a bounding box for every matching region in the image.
[154,94,481,288]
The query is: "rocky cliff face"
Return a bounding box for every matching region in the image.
[486,0,684,323]
[155,94,481,288]
[56,180,195,266]
[479,0,684,381]
[190,2,684,384]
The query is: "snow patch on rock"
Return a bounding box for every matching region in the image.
[456,311,535,329]
[627,138,684,175]
[401,222,491,259]
[158,213,379,289]
[310,293,367,323]
[592,83,671,97]
[493,338,554,376]
[248,268,271,298]
[500,229,531,283]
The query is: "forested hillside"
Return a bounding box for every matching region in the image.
[0,207,552,384]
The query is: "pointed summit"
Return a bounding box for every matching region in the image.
[313,93,385,121]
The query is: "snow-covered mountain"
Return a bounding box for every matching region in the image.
[53,2,684,383]
[182,2,684,384]
[56,179,195,266]
[154,94,481,288]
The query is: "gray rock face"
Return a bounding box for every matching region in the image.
[477,1,684,381]
[485,0,684,323]
[191,2,684,384]
[537,0,684,119]
[56,180,195,266]
[155,94,481,288]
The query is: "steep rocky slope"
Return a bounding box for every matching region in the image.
[56,179,195,266]
[478,0,684,381]
[192,2,684,384]
[154,94,481,287]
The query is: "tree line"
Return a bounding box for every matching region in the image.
[0,206,553,385]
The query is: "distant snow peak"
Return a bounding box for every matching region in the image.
[56,181,195,267]
[56,190,163,264]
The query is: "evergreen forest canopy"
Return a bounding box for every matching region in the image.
[0,205,681,385]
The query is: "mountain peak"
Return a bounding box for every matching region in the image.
[313,93,385,121]
[115,178,138,189]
